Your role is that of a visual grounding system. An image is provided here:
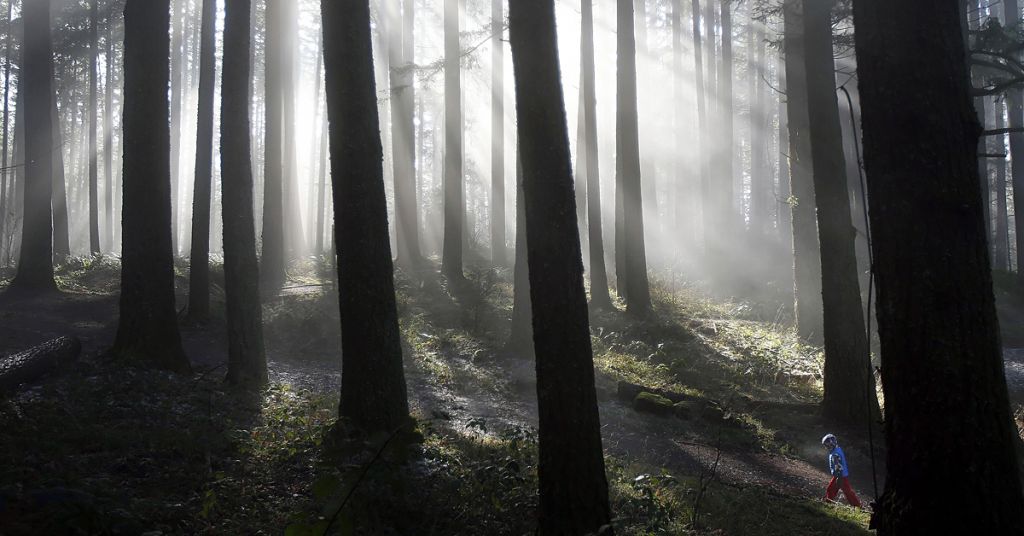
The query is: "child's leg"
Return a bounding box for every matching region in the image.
[840,477,862,508]
[824,476,841,502]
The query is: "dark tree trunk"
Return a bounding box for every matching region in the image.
[89,0,100,255]
[635,0,657,241]
[0,0,10,264]
[803,0,879,424]
[581,0,613,309]
[442,0,464,280]
[187,0,217,322]
[852,0,1024,532]
[50,91,69,259]
[508,153,532,350]
[508,1,613,533]
[222,0,267,387]
[616,0,652,315]
[390,0,420,268]
[104,9,114,253]
[261,0,286,289]
[112,0,190,373]
[490,0,506,267]
[322,0,410,433]
[783,0,823,341]
[11,0,56,292]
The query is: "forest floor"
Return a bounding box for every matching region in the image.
[0,255,1020,535]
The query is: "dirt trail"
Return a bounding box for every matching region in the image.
[1,287,874,506]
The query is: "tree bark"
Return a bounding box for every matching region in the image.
[88,0,100,255]
[490,0,506,267]
[616,0,652,315]
[222,0,267,387]
[50,91,69,259]
[390,0,421,268]
[783,0,823,341]
[261,0,286,290]
[11,0,56,292]
[508,1,613,533]
[508,152,532,350]
[852,0,1024,532]
[113,0,190,373]
[803,0,879,424]
[442,0,465,280]
[581,0,613,309]
[187,0,217,322]
[322,0,410,433]
[995,98,1010,270]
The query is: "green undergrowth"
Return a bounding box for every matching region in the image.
[0,359,334,534]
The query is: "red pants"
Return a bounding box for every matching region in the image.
[825,476,862,508]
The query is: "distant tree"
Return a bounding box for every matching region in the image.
[690,0,709,250]
[852,0,1024,531]
[802,0,879,423]
[187,0,217,322]
[442,0,465,281]
[261,0,286,289]
[389,0,421,267]
[170,0,184,254]
[1003,0,1024,281]
[508,0,613,533]
[322,0,410,432]
[11,0,57,293]
[104,4,115,251]
[221,0,267,387]
[782,0,823,341]
[581,0,613,309]
[616,0,652,315]
[490,0,506,267]
[0,0,10,264]
[994,98,1009,269]
[88,0,100,255]
[50,93,70,259]
[111,0,189,373]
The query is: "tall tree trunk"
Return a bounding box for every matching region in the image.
[442,0,464,280]
[490,0,506,266]
[113,0,190,373]
[995,99,1010,270]
[710,0,734,258]
[691,0,709,251]
[1004,0,1024,280]
[851,0,1024,531]
[307,36,323,250]
[749,18,769,235]
[783,0,823,341]
[635,0,657,241]
[508,1,613,532]
[390,0,421,267]
[261,0,286,289]
[104,6,115,251]
[222,0,267,387]
[170,0,184,255]
[187,0,217,321]
[0,0,9,265]
[322,0,410,433]
[672,0,686,245]
[776,61,792,247]
[581,0,613,309]
[50,92,70,258]
[88,0,100,255]
[12,0,56,292]
[315,102,328,256]
[508,152,532,350]
[617,0,652,315]
[281,0,303,258]
[803,0,879,424]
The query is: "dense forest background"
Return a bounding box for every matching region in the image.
[0,0,1022,534]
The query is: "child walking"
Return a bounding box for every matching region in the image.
[821,433,862,508]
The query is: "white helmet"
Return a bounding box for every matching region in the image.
[821,433,838,448]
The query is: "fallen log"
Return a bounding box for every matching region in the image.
[616,380,698,404]
[0,336,82,394]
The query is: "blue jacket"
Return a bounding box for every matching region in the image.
[828,446,850,478]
